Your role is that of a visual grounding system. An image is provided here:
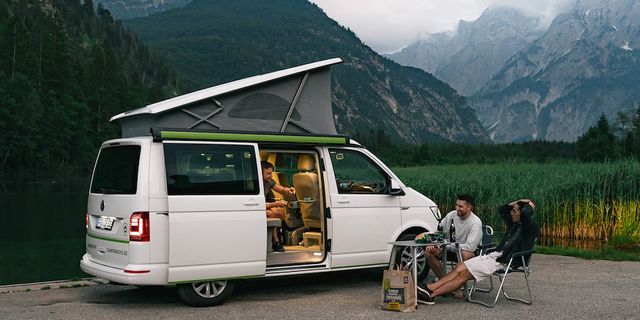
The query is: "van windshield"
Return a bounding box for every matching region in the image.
[90,145,141,194]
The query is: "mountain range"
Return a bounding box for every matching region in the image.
[99,0,489,144]
[389,0,640,142]
[387,6,545,97]
[473,0,640,142]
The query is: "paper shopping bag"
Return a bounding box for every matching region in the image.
[380,265,416,312]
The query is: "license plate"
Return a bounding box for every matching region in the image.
[96,216,116,231]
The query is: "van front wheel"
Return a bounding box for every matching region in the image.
[177,280,235,307]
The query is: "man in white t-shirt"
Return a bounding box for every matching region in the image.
[425,194,482,297]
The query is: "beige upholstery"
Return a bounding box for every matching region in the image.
[293,154,322,228]
[303,231,322,247]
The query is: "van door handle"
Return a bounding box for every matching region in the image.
[243,200,260,206]
[337,197,350,204]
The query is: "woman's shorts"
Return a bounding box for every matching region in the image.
[464,251,503,282]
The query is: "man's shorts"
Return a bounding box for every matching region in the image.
[464,251,503,282]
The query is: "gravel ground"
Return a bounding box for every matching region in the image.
[1,254,639,320]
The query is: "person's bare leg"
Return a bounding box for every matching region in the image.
[428,263,473,298]
[452,251,475,298]
[461,251,475,260]
[426,251,444,279]
[428,266,460,291]
[267,209,285,242]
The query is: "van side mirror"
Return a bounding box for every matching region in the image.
[389,179,405,196]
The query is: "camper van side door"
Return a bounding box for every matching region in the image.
[325,148,401,268]
[163,141,266,283]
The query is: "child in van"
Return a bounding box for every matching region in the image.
[261,161,296,251]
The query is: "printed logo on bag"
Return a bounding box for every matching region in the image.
[383,288,405,304]
[403,276,409,284]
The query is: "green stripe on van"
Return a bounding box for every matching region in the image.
[160,130,348,145]
[170,274,263,284]
[88,234,129,244]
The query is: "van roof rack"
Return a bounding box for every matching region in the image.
[152,128,351,145]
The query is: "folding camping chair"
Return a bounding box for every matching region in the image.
[466,246,535,308]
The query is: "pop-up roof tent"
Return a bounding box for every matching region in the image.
[111,58,342,138]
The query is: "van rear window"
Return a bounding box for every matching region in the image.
[91,145,141,194]
[164,143,259,195]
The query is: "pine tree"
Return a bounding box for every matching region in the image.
[577,114,616,162]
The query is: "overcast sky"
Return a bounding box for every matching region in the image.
[309,0,577,53]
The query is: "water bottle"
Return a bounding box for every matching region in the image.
[449,219,456,242]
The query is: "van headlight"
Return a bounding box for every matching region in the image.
[428,206,441,221]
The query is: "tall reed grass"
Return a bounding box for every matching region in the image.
[394,161,640,244]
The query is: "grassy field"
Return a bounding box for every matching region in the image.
[393,160,640,246]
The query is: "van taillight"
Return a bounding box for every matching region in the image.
[85,214,88,234]
[130,212,150,242]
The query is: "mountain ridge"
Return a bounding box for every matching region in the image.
[472,0,640,142]
[387,6,544,96]
[122,0,489,144]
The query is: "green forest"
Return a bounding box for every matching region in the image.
[360,109,640,167]
[0,0,178,179]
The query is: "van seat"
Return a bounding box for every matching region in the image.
[293,154,322,228]
[303,231,321,247]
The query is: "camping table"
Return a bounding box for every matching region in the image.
[388,240,454,307]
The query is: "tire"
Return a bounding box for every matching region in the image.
[395,233,430,282]
[176,280,235,307]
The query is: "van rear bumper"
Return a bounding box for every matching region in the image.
[80,254,168,285]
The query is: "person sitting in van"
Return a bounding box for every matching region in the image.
[424,194,482,299]
[261,161,296,252]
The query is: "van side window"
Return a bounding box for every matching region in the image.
[91,145,141,194]
[329,149,389,194]
[164,144,259,195]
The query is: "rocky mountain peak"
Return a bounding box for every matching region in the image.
[387,6,544,96]
[472,0,640,142]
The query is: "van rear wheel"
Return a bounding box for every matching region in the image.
[395,233,429,282]
[177,280,235,307]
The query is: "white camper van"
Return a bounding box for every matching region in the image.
[80,58,440,306]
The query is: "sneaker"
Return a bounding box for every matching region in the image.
[417,283,435,305]
[272,241,285,252]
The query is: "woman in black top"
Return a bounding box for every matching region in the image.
[495,200,538,268]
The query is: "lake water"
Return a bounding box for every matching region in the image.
[0,178,90,285]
